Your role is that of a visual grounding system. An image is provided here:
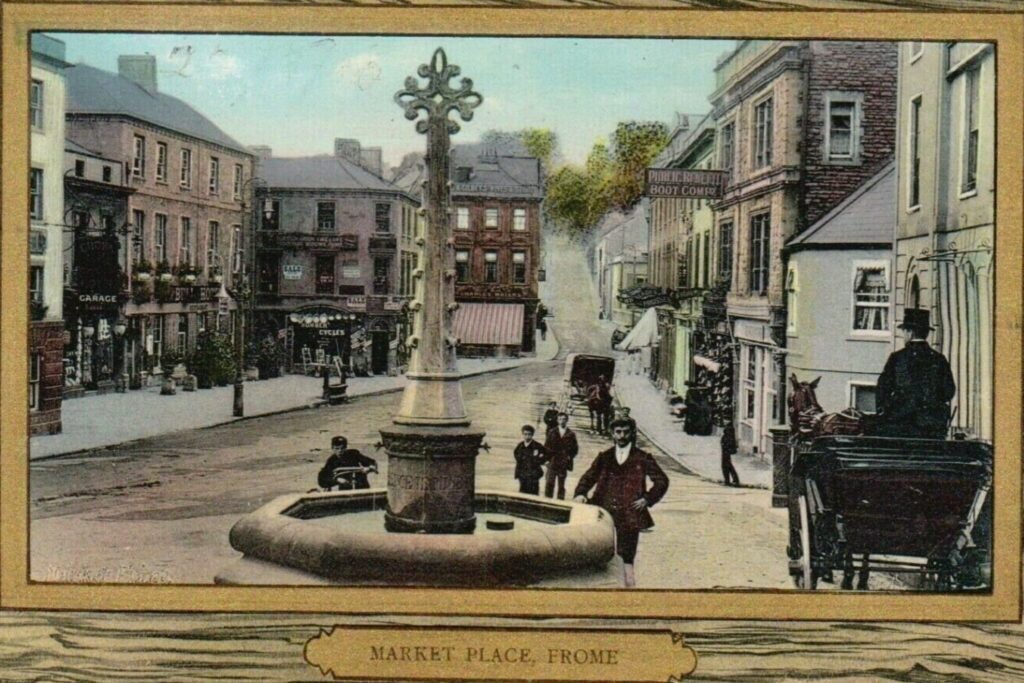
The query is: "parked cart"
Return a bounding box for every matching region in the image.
[559,353,616,423]
[787,435,992,591]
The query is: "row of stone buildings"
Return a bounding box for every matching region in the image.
[601,40,994,455]
[28,36,544,435]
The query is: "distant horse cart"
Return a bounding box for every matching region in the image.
[559,353,616,424]
[786,375,993,591]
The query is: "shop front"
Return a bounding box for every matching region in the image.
[733,319,785,458]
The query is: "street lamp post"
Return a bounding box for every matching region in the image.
[229,177,274,418]
[112,315,128,393]
[380,48,486,534]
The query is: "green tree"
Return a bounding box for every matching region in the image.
[607,121,669,210]
[520,128,558,170]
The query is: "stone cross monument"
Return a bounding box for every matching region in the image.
[381,49,485,533]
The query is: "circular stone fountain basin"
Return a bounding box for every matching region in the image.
[215,489,616,586]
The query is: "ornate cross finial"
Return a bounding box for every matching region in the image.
[395,48,482,134]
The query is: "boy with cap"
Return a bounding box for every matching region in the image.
[317,435,378,490]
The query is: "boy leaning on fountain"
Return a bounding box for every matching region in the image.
[317,435,378,491]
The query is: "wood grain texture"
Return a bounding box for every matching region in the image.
[2,612,1024,681]
[7,0,1024,9]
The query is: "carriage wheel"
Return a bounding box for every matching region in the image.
[792,495,817,590]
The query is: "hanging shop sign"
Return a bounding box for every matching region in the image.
[645,168,728,199]
[283,265,304,280]
[169,285,222,304]
[260,232,359,251]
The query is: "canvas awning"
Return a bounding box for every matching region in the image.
[615,307,660,350]
[453,303,525,346]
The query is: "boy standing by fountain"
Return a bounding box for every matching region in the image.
[574,417,669,588]
[317,435,378,491]
[513,425,549,495]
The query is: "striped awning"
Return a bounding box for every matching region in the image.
[453,303,525,346]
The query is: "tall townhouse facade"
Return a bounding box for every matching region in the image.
[648,113,717,396]
[29,35,69,435]
[894,42,994,441]
[254,141,419,375]
[711,40,897,456]
[449,149,544,357]
[65,56,254,381]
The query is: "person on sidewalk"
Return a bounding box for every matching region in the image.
[720,422,741,487]
[538,318,548,341]
[574,417,669,588]
[317,435,378,491]
[543,412,579,499]
[513,425,549,495]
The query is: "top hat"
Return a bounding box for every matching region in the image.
[899,308,933,332]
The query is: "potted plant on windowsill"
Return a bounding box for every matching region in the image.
[209,266,223,285]
[156,260,173,283]
[133,259,154,282]
[175,263,198,285]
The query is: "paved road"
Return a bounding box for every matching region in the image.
[30,231,794,589]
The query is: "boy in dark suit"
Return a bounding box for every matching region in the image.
[513,425,548,495]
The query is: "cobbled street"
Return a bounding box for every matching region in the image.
[30,234,793,589]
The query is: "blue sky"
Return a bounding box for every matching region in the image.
[53,33,731,169]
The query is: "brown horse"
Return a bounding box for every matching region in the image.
[788,375,865,441]
[787,374,870,590]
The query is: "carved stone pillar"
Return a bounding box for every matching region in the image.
[384,49,485,534]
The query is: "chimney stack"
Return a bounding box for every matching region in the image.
[360,147,383,177]
[250,145,273,161]
[118,55,158,92]
[334,138,362,164]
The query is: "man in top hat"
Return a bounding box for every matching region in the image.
[574,416,669,588]
[317,435,378,490]
[874,308,956,440]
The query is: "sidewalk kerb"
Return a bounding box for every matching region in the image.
[31,353,562,463]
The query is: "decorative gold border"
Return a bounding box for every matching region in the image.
[2,4,1021,621]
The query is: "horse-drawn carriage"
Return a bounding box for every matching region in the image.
[786,376,992,592]
[559,353,615,424]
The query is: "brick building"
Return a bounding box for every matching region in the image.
[396,147,544,357]
[710,40,897,455]
[64,55,255,380]
[253,140,419,375]
[29,34,70,435]
[647,112,717,397]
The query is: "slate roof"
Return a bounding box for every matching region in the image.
[65,138,99,156]
[391,146,543,200]
[260,155,410,195]
[65,63,250,155]
[787,162,895,251]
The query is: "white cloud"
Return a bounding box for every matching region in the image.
[208,51,241,80]
[336,52,382,91]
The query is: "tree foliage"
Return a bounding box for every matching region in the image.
[520,128,558,170]
[544,121,668,238]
